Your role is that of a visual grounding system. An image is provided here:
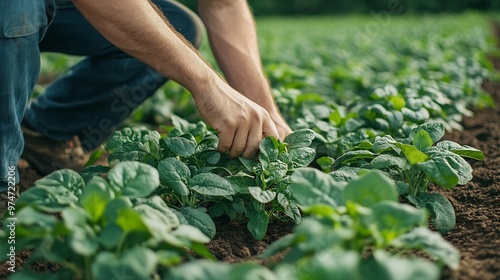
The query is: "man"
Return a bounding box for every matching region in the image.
[0,0,292,191]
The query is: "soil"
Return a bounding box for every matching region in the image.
[1,24,499,280]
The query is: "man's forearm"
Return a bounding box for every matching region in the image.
[198,0,277,112]
[72,0,215,98]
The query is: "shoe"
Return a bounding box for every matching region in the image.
[21,125,90,176]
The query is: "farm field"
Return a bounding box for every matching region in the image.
[1,13,499,280]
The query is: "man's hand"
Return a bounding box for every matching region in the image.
[193,77,279,158]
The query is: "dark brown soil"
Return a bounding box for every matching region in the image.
[1,24,499,280]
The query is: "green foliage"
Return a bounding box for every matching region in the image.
[259,171,458,280]
[2,162,211,279]
[28,14,494,279]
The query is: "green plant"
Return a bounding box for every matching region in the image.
[259,169,460,280]
[0,162,212,280]
[323,122,484,234]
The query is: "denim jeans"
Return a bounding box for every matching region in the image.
[0,0,204,191]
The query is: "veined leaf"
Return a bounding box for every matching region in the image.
[289,168,344,207]
[190,173,235,196]
[408,193,456,234]
[410,122,445,143]
[161,137,196,157]
[436,141,484,160]
[259,136,279,163]
[413,130,434,150]
[108,161,160,198]
[343,172,398,207]
[181,207,216,239]
[284,128,316,149]
[395,143,429,165]
[391,227,460,269]
[158,158,191,196]
[417,157,459,189]
[248,187,276,203]
[246,207,270,240]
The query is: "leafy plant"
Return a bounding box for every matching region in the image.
[259,169,460,280]
[322,122,484,234]
[0,162,212,280]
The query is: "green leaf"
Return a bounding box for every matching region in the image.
[16,186,78,212]
[333,150,376,169]
[91,247,158,280]
[225,175,255,194]
[409,193,456,234]
[370,201,427,242]
[436,141,484,160]
[133,196,180,229]
[97,224,123,249]
[108,142,149,165]
[361,250,439,280]
[288,147,316,168]
[391,227,460,269]
[51,208,97,257]
[34,169,85,195]
[410,122,445,143]
[372,136,397,153]
[395,143,429,165]
[330,169,359,182]
[78,177,113,221]
[15,206,57,232]
[259,234,296,259]
[370,154,409,170]
[172,224,211,244]
[284,129,316,149]
[248,186,276,203]
[80,165,111,183]
[402,107,430,124]
[108,161,160,198]
[238,157,259,172]
[259,136,279,163]
[134,204,177,238]
[413,129,434,150]
[158,158,191,196]
[343,172,398,207]
[105,127,160,152]
[294,249,362,280]
[417,157,460,188]
[181,207,216,239]
[102,197,133,222]
[317,156,335,173]
[189,173,235,196]
[68,227,99,256]
[162,137,196,157]
[163,260,231,280]
[289,168,344,207]
[277,193,301,223]
[247,208,270,240]
[116,208,151,234]
[228,263,278,280]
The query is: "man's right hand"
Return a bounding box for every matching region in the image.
[193,77,279,159]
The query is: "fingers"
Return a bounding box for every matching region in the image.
[218,112,278,159]
[241,124,263,158]
[262,117,280,139]
[228,126,250,158]
[217,128,236,155]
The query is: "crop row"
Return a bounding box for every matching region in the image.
[1,14,495,279]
